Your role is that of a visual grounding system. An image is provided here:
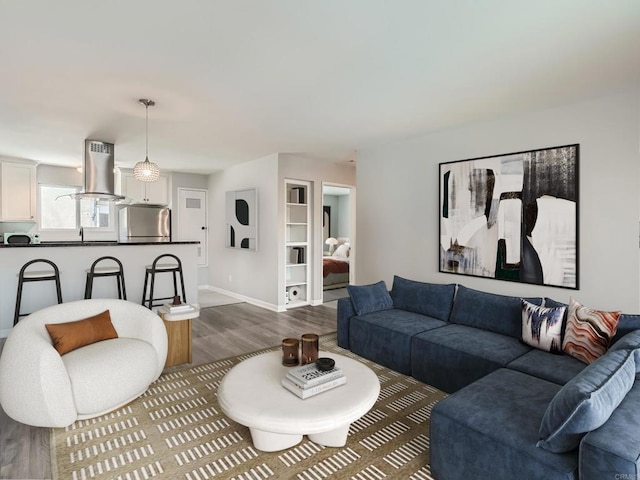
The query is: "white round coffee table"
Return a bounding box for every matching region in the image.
[218,351,380,452]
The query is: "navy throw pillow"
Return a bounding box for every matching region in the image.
[390,276,455,321]
[537,349,636,453]
[347,281,393,316]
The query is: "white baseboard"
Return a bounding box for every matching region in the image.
[201,285,284,313]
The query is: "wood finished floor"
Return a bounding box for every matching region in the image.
[0,302,337,480]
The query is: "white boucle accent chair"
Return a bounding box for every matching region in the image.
[0,299,168,428]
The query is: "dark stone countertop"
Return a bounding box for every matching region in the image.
[0,241,199,248]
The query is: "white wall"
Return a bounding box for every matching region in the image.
[208,154,280,309]
[356,89,640,312]
[171,172,209,207]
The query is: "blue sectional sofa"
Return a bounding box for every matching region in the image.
[337,276,640,480]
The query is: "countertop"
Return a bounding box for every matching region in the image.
[0,241,199,248]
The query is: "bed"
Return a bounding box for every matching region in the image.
[323,242,350,289]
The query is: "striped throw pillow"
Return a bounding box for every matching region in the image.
[562,297,620,364]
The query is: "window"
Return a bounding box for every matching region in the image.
[39,185,113,230]
[40,185,78,229]
[80,199,110,228]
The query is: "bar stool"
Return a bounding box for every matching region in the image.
[14,259,63,326]
[141,254,187,309]
[84,256,127,300]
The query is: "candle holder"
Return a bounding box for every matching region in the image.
[282,338,300,366]
[301,333,319,365]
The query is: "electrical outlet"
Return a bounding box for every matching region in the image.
[228,275,233,283]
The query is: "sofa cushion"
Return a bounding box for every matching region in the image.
[45,310,118,355]
[580,381,640,479]
[613,313,640,344]
[610,329,640,355]
[521,299,565,353]
[390,276,456,321]
[609,330,640,377]
[507,349,586,385]
[347,281,393,316]
[62,337,158,416]
[411,324,531,393]
[336,297,356,349]
[562,297,621,364]
[431,369,577,480]
[545,297,568,310]
[538,348,636,453]
[349,309,446,375]
[449,285,542,339]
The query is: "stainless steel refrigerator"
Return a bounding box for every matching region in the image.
[118,205,171,243]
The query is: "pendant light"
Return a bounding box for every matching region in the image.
[133,98,160,182]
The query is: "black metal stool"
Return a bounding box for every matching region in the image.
[84,256,127,300]
[141,254,187,309]
[14,259,63,326]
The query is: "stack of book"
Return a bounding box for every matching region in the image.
[282,362,346,399]
[163,303,196,313]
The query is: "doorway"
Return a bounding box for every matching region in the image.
[321,184,354,303]
[177,188,208,267]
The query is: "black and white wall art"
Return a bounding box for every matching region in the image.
[439,144,579,289]
[226,188,258,251]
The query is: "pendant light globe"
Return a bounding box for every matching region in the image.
[133,158,160,182]
[134,99,160,182]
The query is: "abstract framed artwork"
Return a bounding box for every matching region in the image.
[439,144,579,289]
[226,188,258,251]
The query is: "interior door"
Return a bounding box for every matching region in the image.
[177,188,208,266]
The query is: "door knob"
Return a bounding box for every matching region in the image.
[201,226,207,230]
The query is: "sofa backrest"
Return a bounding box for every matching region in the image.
[450,285,542,339]
[390,276,456,321]
[547,297,640,346]
[614,314,640,344]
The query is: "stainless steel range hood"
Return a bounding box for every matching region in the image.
[69,140,125,202]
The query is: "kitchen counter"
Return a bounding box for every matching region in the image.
[0,242,199,337]
[0,240,199,248]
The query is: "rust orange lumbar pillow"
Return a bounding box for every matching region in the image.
[45,310,118,355]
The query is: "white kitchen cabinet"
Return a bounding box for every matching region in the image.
[1,161,37,221]
[122,173,169,205]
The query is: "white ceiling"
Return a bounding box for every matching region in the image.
[0,1,638,175]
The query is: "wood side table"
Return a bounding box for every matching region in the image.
[158,306,199,368]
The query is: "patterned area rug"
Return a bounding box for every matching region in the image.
[51,333,447,479]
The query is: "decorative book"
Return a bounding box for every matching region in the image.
[163,304,194,313]
[289,187,305,204]
[286,363,343,388]
[281,375,347,399]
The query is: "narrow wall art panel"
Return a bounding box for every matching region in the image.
[226,188,258,251]
[439,144,579,289]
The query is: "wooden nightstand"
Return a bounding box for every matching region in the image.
[158,305,199,368]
